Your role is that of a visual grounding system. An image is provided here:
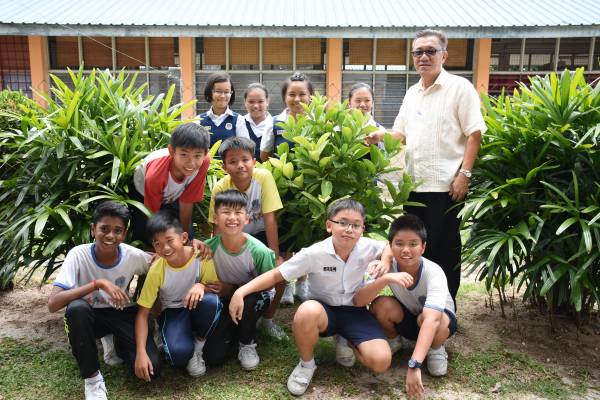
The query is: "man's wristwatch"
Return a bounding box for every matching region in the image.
[459,168,472,178]
[408,358,422,369]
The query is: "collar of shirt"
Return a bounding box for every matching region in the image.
[244,112,272,129]
[207,106,234,119]
[418,68,450,92]
[275,109,290,122]
[324,236,358,262]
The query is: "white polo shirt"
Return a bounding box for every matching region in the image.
[393,69,487,192]
[279,236,386,306]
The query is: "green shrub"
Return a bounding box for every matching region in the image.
[0,89,38,133]
[461,68,600,318]
[0,68,211,289]
[261,94,419,250]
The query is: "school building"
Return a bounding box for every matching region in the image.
[1,0,599,127]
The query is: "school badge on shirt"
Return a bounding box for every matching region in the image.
[225,122,233,130]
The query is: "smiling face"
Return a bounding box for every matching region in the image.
[152,227,188,264]
[168,145,206,180]
[223,148,255,188]
[91,216,127,254]
[349,87,374,115]
[244,88,269,122]
[211,80,233,111]
[214,204,249,236]
[326,209,365,252]
[390,229,426,271]
[285,81,311,117]
[412,35,447,81]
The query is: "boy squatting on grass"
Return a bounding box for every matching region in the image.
[48,201,160,400]
[208,136,287,340]
[354,214,458,399]
[134,210,222,381]
[228,198,395,396]
[131,122,211,246]
[203,189,278,370]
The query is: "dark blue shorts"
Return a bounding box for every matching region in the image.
[316,300,386,346]
[394,299,458,341]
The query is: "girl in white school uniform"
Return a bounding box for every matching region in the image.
[198,72,248,150]
[348,82,387,146]
[242,83,273,160]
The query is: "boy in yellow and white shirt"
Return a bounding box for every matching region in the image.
[134,210,221,381]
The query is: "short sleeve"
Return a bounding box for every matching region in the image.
[423,268,450,313]
[53,248,81,290]
[256,170,283,214]
[179,155,211,204]
[208,177,229,224]
[392,98,409,134]
[279,248,312,282]
[199,259,219,284]
[457,81,487,137]
[260,124,275,153]
[137,261,164,309]
[249,240,276,275]
[235,115,250,139]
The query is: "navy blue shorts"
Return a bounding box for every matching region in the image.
[394,299,458,341]
[316,300,386,346]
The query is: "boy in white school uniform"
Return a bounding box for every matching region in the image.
[228,198,394,396]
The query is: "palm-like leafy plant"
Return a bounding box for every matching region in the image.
[461,68,600,321]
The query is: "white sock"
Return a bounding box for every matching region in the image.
[194,338,206,353]
[300,358,316,369]
[261,318,275,328]
[85,371,103,384]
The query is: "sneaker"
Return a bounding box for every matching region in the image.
[186,350,206,377]
[294,280,309,302]
[387,336,403,354]
[100,335,123,366]
[287,362,316,396]
[258,318,288,341]
[427,346,448,376]
[84,379,107,400]
[281,284,294,305]
[335,336,355,367]
[238,342,260,370]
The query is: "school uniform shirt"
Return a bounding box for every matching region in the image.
[137,251,218,311]
[260,109,296,153]
[53,243,152,308]
[198,107,248,148]
[279,236,386,306]
[388,256,456,317]
[133,148,211,213]
[204,234,276,286]
[392,68,487,192]
[207,168,283,235]
[243,113,273,159]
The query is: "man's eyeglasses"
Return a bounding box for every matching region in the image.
[213,90,232,96]
[411,48,444,57]
[328,219,364,231]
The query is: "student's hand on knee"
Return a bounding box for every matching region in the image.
[229,291,245,325]
[205,281,233,297]
[406,368,425,399]
[184,283,205,309]
[98,279,129,310]
[191,239,213,260]
[387,272,414,288]
[135,351,154,382]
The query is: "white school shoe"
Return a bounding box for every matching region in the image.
[427,345,448,376]
[238,342,260,370]
[294,280,309,302]
[280,284,295,305]
[100,335,123,366]
[287,362,317,396]
[84,379,108,400]
[257,318,288,341]
[186,350,206,377]
[387,336,403,354]
[334,335,356,367]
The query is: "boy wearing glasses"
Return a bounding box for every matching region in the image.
[228,198,394,396]
[354,214,457,399]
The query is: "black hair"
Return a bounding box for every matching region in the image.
[244,82,269,100]
[146,209,184,240]
[218,136,256,161]
[170,122,210,151]
[281,72,314,102]
[92,201,130,227]
[387,214,428,243]
[204,72,235,105]
[214,189,248,212]
[348,82,374,101]
[326,198,365,221]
